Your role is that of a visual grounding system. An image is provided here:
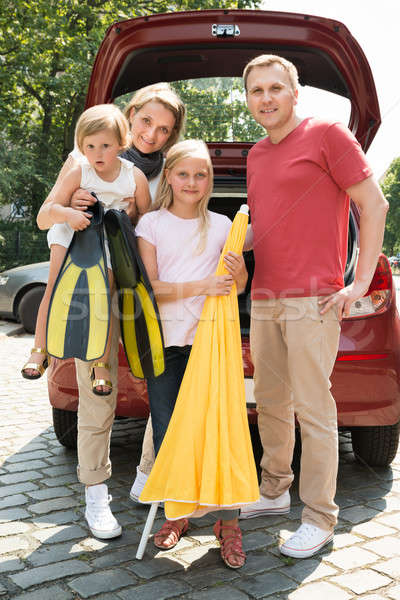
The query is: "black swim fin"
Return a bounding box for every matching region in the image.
[104,209,165,379]
[46,195,110,361]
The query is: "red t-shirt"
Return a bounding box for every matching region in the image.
[247,117,372,299]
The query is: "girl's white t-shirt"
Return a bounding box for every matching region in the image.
[135,208,232,348]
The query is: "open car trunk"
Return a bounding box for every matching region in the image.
[86,9,380,150]
[84,8,377,334]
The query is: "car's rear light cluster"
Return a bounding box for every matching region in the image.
[336,353,388,361]
[346,254,392,319]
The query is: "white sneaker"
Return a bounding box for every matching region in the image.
[129,467,149,503]
[239,490,290,519]
[85,483,122,539]
[280,523,333,558]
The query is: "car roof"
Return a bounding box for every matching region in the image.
[86,9,380,152]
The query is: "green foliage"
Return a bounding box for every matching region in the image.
[0,0,261,229]
[171,78,264,142]
[381,157,400,255]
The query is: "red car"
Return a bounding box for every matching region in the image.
[48,8,400,467]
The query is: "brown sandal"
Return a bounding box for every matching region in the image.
[213,520,246,569]
[21,348,49,380]
[154,518,189,550]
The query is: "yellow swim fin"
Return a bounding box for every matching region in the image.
[104,209,165,378]
[46,197,110,361]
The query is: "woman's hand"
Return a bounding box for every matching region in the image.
[125,197,138,224]
[132,168,151,223]
[70,189,97,212]
[224,252,248,293]
[203,274,234,296]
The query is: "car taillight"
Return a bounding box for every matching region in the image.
[345,254,392,319]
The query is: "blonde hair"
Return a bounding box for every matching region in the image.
[123,83,186,151]
[76,104,130,153]
[154,140,213,252]
[243,54,299,93]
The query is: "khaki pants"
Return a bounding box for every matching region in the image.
[138,417,155,475]
[75,311,119,486]
[250,297,340,532]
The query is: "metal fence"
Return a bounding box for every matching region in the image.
[0,225,49,271]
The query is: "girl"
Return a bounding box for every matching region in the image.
[135,139,248,569]
[22,103,150,398]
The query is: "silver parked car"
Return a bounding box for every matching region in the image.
[0,261,49,333]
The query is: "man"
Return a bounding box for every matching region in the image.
[240,54,388,558]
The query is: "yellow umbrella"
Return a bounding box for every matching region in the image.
[139,205,259,521]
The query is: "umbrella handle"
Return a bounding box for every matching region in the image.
[136,502,159,560]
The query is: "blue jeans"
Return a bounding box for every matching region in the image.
[147,345,239,520]
[147,345,191,456]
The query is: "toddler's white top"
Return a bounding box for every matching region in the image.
[47,157,135,249]
[71,147,162,204]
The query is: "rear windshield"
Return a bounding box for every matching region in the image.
[116,77,351,143]
[171,77,264,143]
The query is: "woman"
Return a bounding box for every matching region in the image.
[43,83,185,539]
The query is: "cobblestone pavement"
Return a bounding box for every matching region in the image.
[1,331,400,599]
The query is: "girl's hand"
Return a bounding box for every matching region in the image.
[70,189,97,212]
[224,252,248,293]
[204,274,234,296]
[66,208,92,231]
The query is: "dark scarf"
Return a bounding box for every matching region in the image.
[121,146,164,181]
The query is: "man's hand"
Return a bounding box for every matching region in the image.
[224,252,248,293]
[319,280,369,319]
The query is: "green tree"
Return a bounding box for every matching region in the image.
[0,0,166,219]
[0,0,261,221]
[382,157,400,255]
[172,78,264,142]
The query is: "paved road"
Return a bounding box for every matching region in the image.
[0,314,400,598]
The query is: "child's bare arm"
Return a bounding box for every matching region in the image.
[138,238,234,302]
[37,167,91,231]
[39,155,95,221]
[223,252,248,294]
[126,168,151,224]
[243,224,253,251]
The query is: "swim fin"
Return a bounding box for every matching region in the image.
[104,209,165,379]
[46,196,110,361]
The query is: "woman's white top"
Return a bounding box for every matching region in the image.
[148,168,163,202]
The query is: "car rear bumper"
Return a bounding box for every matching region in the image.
[245,364,400,427]
[47,350,149,419]
[243,304,400,428]
[48,307,400,430]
